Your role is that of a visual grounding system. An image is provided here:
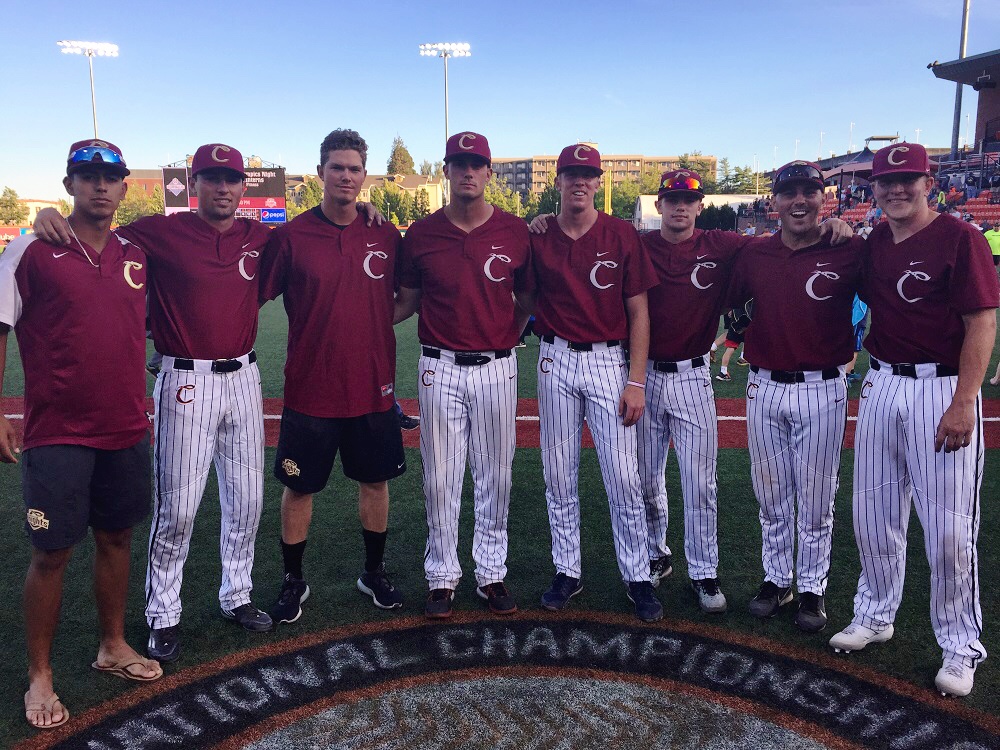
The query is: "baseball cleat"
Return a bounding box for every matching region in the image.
[715,372,732,382]
[748,581,793,619]
[794,592,827,633]
[627,581,664,623]
[425,588,455,619]
[398,413,420,431]
[690,577,728,613]
[829,622,894,653]
[271,574,310,624]
[221,603,273,632]
[541,573,583,611]
[935,655,977,697]
[147,625,180,663]
[477,581,518,615]
[357,563,404,609]
[649,555,673,588]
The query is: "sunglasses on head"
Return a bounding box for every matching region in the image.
[661,176,702,192]
[775,163,822,185]
[68,146,124,166]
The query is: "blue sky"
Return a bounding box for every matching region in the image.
[3,0,1000,200]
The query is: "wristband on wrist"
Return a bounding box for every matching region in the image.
[627,380,646,389]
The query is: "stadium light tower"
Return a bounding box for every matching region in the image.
[418,42,471,143]
[57,40,119,138]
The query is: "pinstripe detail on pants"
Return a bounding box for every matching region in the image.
[851,368,986,663]
[745,369,846,595]
[145,361,265,628]
[638,359,720,578]
[537,341,651,583]
[418,353,517,590]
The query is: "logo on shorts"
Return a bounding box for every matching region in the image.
[746,382,759,400]
[861,381,873,399]
[281,459,301,477]
[539,357,553,374]
[176,385,196,404]
[589,260,617,290]
[421,370,435,387]
[26,509,49,531]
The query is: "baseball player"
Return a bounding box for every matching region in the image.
[729,161,865,633]
[0,141,161,730]
[35,143,275,662]
[260,129,406,623]
[395,131,531,619]
[829,143,998,698]
[526,143,663,623]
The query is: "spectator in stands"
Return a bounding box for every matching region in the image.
[744,222,757,237]
[856,220,872,239]
[936,187,947,213]
[984,222,1000,268]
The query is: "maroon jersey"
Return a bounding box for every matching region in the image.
[531,212,656,342]
[863,213,999,368]
[728,233,865,371]
[260,208,402,418]
[0,234,148,450]
[643,229,746,360]
[118,212,271,359]
[399,207,531,351]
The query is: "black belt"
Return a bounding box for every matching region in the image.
[652,356,705,373]
[750,365,841,383]
[422,346,512,366]
[541,334,621,352]
[870,359,959,378]
[172,350,257,374]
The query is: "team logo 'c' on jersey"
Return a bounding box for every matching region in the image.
[590,260,617,290]
[364,250,388,280]
[484,253,511,282]
[896,263,930,303]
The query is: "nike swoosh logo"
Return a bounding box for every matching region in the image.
[242,242,251,249]
[492,245,504,250]
[367,242,379,248]
[909,261,923,266]
[817,262,831,267]
[52,252,68,258]
[397,462,405,469]
[697,254,708,259]
[835,397,845,403]
[597,252,609,257]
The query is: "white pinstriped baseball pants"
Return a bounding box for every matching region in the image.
[851,368,986,663]
[746,369,847,595]
[145,361,265,628]
[418,353,517,590]
[538,341,650,583]
[638,359,720,579]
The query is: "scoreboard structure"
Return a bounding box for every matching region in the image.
[162,155,286,224]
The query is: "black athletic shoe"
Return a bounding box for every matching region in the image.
[715,372,732,382]
[795,592,828,633]
[271,574,310,624]
[147,625,180,663]
[425,588,455,619]
[541,573,583,611]
[690,577,728,613]
[357,563,404,609]
[221,603,273,632]
[649,555,673,588]
[748,581,793,619]
[477,581,518,615]
[398,413,420,430]
[627,581,664,623]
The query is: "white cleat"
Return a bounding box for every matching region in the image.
[935,655,977,697]
[828,623,894,653]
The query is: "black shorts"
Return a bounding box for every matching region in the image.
[993,255,999,267]
[22,436,151,551]
[274,407,405,492]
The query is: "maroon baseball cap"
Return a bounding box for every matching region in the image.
[773,160,824,194]
[191,143,248,178]
[556,144,604,175]
[66,139,129,177]
[657,169,704,199]
[870,142,931,180]
[444,131,491,165]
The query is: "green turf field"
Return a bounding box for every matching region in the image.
[0,303,998,743]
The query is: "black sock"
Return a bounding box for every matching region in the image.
[281,539,307,579]
[362,528,387,573]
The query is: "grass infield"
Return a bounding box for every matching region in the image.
[0,303,998,743]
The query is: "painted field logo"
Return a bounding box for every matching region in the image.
[20,615,999,750]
